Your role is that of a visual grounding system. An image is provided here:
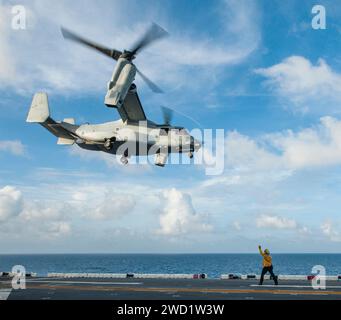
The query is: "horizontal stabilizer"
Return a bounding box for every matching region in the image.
[27,93,50,123]
[57,137,75,145]
[63,118,75,125]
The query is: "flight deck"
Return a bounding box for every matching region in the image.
[1,276,341,300]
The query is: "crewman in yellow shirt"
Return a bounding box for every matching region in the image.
[258,245,278,285]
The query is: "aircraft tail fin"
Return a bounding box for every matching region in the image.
[27,93,77,143]
[27,93,50,123]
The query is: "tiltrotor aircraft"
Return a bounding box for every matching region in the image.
[26,23,201,166]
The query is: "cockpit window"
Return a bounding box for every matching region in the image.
[179,128,189,135]
[160,128,189,136]
[160,128,170,136]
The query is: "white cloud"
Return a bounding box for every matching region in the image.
[223,116,341,173]
[19,201,72,240]
[46,221,71,239]
[298,226,311,236]
[0,140,25,156]
[225,130,282,171]
[72,191,87,202]
[0,186,23,222]
[270,116,341,168]
[321,221,341,242]
[20,202,65,221]
[0,171,336,252]
[232,221,241,231]
[255,56,341,112]
[256,214,297,229]
[0,0,260,95]
[157,188,212,236]
[158,0,260,66]
[0,180,215,249]
[0,185,71,239]
[200,174,242,188]
[93,193,136,220]
[193,116,341,199]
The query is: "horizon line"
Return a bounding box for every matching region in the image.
[1,252,340,255]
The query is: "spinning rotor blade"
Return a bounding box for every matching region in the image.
[136,68,163,93]
[61,24,168,94]
[130,23,169,57]
[161,106,174,126]
[61,27,122,60]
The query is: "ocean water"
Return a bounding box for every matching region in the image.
[0,254,340,278]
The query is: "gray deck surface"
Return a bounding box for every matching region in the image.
[1,277,341,300]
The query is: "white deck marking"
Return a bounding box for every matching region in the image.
[0,289,12,300]
[25,280,143,286]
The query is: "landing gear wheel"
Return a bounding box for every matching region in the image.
[120,156,129,165]
[104,139,113,150]
[188,152,194,159]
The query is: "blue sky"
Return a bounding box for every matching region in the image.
[1,0,341,253]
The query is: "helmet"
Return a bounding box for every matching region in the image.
[264,249,270,254]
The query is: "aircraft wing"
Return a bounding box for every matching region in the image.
[116,89,147,123]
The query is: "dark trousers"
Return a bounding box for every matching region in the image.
[259,265,278,285]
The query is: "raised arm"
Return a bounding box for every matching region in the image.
[258,245,264,256]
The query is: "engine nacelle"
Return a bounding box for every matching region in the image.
[105,58,136,108]
[155,148,168,167]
